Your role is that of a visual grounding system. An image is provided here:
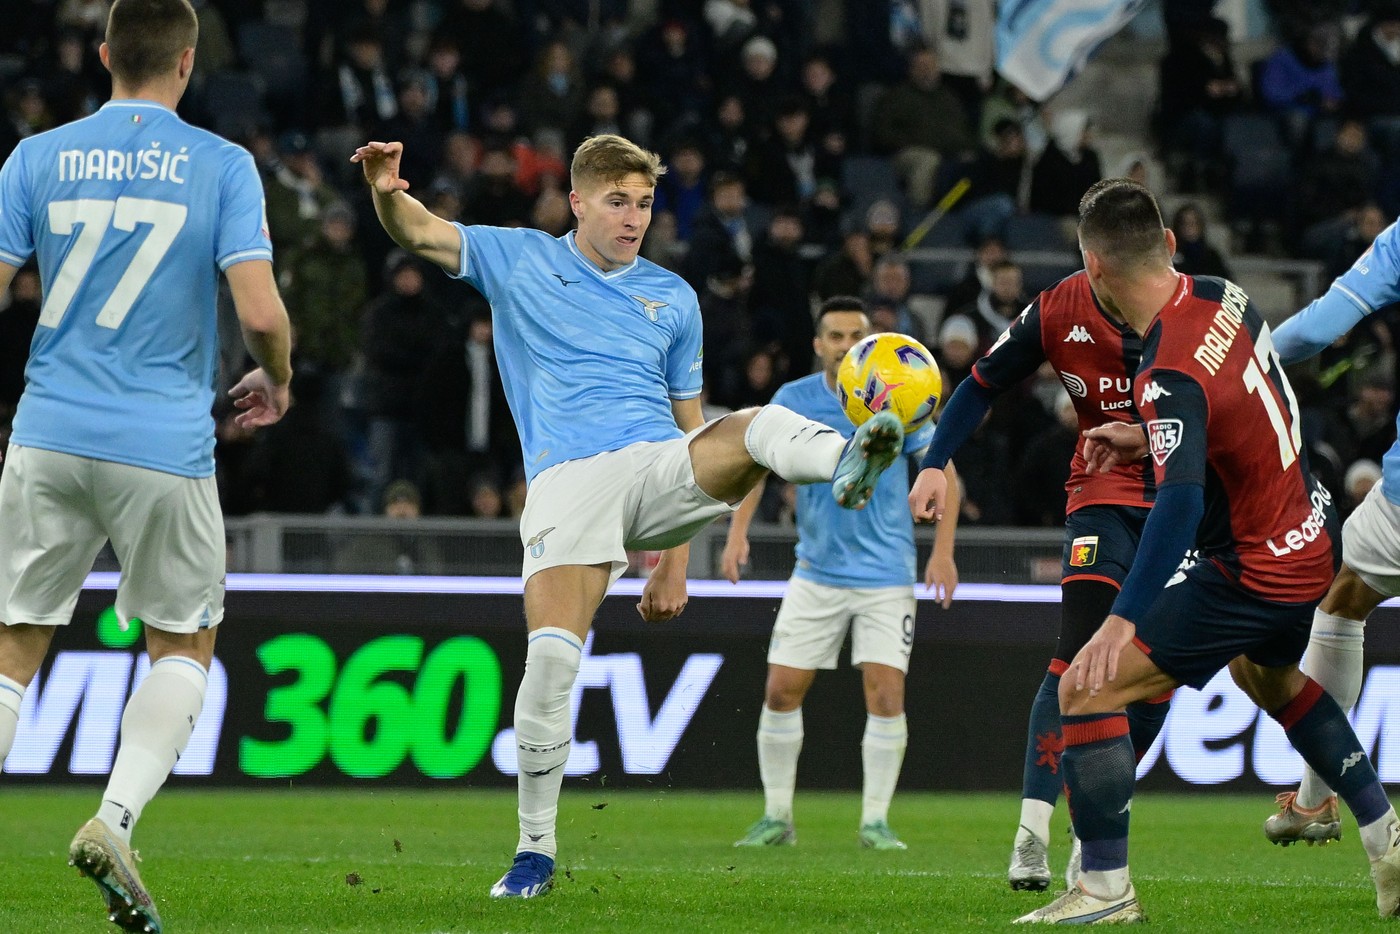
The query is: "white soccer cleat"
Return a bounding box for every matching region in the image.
[68,818,163,933]
[1370,820,1400,917]
[1008,828,1052,891]
[1264,791,1341,846]
[1014,882,1144,925]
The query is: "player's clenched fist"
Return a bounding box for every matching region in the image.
[908,466,947,522]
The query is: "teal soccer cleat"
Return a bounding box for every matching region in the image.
[832,411,904,510]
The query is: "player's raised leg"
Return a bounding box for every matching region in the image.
[492,563,610,899]
[735,664,811,847]
[1266,564,1387,846]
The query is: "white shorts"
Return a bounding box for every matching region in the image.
[0,445,226,633]
[1342,479,1400,597]
[767,576,916,673]
[519,425,737,584]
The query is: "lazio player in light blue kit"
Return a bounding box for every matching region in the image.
[721,298,960,852]
[0,2,293,931]
[353,133,908,899]
[1258,218,1400,846]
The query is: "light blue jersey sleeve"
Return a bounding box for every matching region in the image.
[1274,220,1400,364]
[0,142,34,266]
[216,150,273,269]
[453,223,528,295]
[664,292,703,400]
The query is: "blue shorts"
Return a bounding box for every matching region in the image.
[1133,560,1317,690]
[1060,504,1150,586]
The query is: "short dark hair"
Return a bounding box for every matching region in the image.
[106,0,199,85]
[1078,178,1168,265]
[817,295,868,331]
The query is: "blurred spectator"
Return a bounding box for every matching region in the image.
[434,130,482,194]
[425,37,472,133]
[811,228,874,298]
[1156,16,1243,189]
[336,480,451,574]
[979,78,1047,156]
[1297,118,1380,256]
[361,252,446,508]
[570,84,625,154]
[954,259,1026,350]
[0,267,41,409]
[934,313,979,393]
[1258,22,1344,139]
[1029,110,1102,218]
[637,18,711,136]
[705,93,756,174]
[699,254,754,401]
[746,96,837,209]
[750,208,815,379]
[241,376,353,515]
[377,70,444,187]
[464,145,534,227]
[726,35,786,131]
[264,131,342,254]
[337,0,411,77]
[921,0,997,119]
[1340,2,1400,122]
[863,198,903,260]
[597,45,654,146]
[532,187,574,237]
[10,80,56,139]
[654,140,709,241]
[871,47,977,207]
[1171,203,1232,279]
[705,0,760,58]
[56,0,108,40]
[1350,376,1398,465]
[944,235,1008,311]
[729,347,781,408]
[685,171,756,288]
[800,51,856,144]
[281,202,369,373]
[1321,201,1389,280]
[518,39,586,136]
[324,25,397,130]
[441,0,529,100]
[639,209,687,272]
[864,254,933,345]
[961,117,1029,242]
[41,29,107,123]
[1344,458,1383,516]
[1013,391,1077,525]
[1113,151,1165,197]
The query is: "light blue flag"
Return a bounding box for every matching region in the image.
[997,0,1147,102]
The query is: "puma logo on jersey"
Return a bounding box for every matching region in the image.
[631,295,668,322]
[1140,381,1172,405]
[552,273,580,287]
[1064,325,1094,343]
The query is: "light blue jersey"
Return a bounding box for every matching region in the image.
[0,100,271,478]
[452,225,703,482]
[775,373,934,589]
[1274,220,1400,506]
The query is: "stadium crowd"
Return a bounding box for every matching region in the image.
[0,0,1395,529]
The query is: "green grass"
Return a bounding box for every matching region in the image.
[0,787,1391,932]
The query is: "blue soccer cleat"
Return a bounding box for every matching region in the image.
[832,411,904,510]
[489,851,555,899]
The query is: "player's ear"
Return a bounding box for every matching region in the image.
[98,42,111,73]
[1162,227,1177,260]
[568,189,583,220]
[178,47,195,81]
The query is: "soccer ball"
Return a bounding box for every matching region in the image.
[836,333,942,432]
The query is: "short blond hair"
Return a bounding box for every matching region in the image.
[571,134,666,191]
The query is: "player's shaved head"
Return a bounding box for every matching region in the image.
[106,0,199,85]
[571,134,666,192]
[1078,179,1170,268]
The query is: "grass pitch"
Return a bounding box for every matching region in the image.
[0,787,1391,932]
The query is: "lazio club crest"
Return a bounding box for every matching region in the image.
[631,295,668,322]
[1068,535,1098,567]
[527,527,555,559]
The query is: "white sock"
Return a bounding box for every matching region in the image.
[860,713,907,826]
[97,656,207,845]
[1080,866,1131,900]
[1360,809,1399,860]
[743,405,847,483]
[1297,611,1366,809]
[757,706,803,822]
[1016,798,1056,846]
[515,628,583,860]
[0,673,24,768]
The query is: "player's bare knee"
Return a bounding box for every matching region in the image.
[861,667,905,717]
[145,626,217,669]
[0,622,58,685]
[764,666,811,711]
[1229,657,1304,712]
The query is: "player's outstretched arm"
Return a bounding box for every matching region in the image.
[721,480,766,584]
[351,141,460,272]
[226,259,292,429]
[923,459,960,607]
[1082,421,1148,474]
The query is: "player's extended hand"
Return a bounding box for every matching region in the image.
[228,368,291,429]
[1082,422,1149,474]
[350,141,411,195]
[637,557,689,622]
[720,535,749,584]
[908,467,948,522]
[924,553,957,609]
[1067,614,1136,697]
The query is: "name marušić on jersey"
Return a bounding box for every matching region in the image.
[58,143,190,185]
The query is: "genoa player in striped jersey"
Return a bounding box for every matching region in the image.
[1010,179,1400,924]
[909,267,1169,890]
